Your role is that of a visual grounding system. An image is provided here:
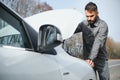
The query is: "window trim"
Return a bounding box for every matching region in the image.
[0,4,33,49]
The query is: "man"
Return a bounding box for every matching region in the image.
[74,2,110,80]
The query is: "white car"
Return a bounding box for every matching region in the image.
[0,1,96,80]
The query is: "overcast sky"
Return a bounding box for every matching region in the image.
[41,0,120,42]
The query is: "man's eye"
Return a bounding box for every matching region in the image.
[90,15,94,17]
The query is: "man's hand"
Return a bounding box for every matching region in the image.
[85,59,94,67]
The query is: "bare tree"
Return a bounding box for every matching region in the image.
[0,0,53,17]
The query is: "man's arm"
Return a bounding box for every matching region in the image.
[89,21,108,60]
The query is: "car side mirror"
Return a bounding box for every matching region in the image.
[38,24,63,52]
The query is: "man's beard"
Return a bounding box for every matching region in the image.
[88,20,94,24]
[88,16,98,25]
[88,21,95,27]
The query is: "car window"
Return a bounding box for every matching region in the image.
[0,19,24,47]
[0,5,31,48]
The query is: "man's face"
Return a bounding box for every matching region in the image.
[85,10,98,24]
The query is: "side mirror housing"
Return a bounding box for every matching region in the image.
[38,24,63,52]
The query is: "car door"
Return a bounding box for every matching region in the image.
[0,2,62,80]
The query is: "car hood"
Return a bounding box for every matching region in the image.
[24,9,83,39]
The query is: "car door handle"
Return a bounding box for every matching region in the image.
[63,72,70,75]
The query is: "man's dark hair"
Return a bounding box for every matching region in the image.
[85,2,98,11]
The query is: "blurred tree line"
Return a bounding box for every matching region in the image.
[0,0,52,18]
[106,37,120,59]
[1,0,120,59]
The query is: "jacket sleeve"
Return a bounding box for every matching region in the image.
[89,22,108,60]
[74,22,83,34]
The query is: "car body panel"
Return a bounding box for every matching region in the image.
[54,45,95,80]
[0,46,62,80]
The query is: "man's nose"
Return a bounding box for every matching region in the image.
[88,17,91,21]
